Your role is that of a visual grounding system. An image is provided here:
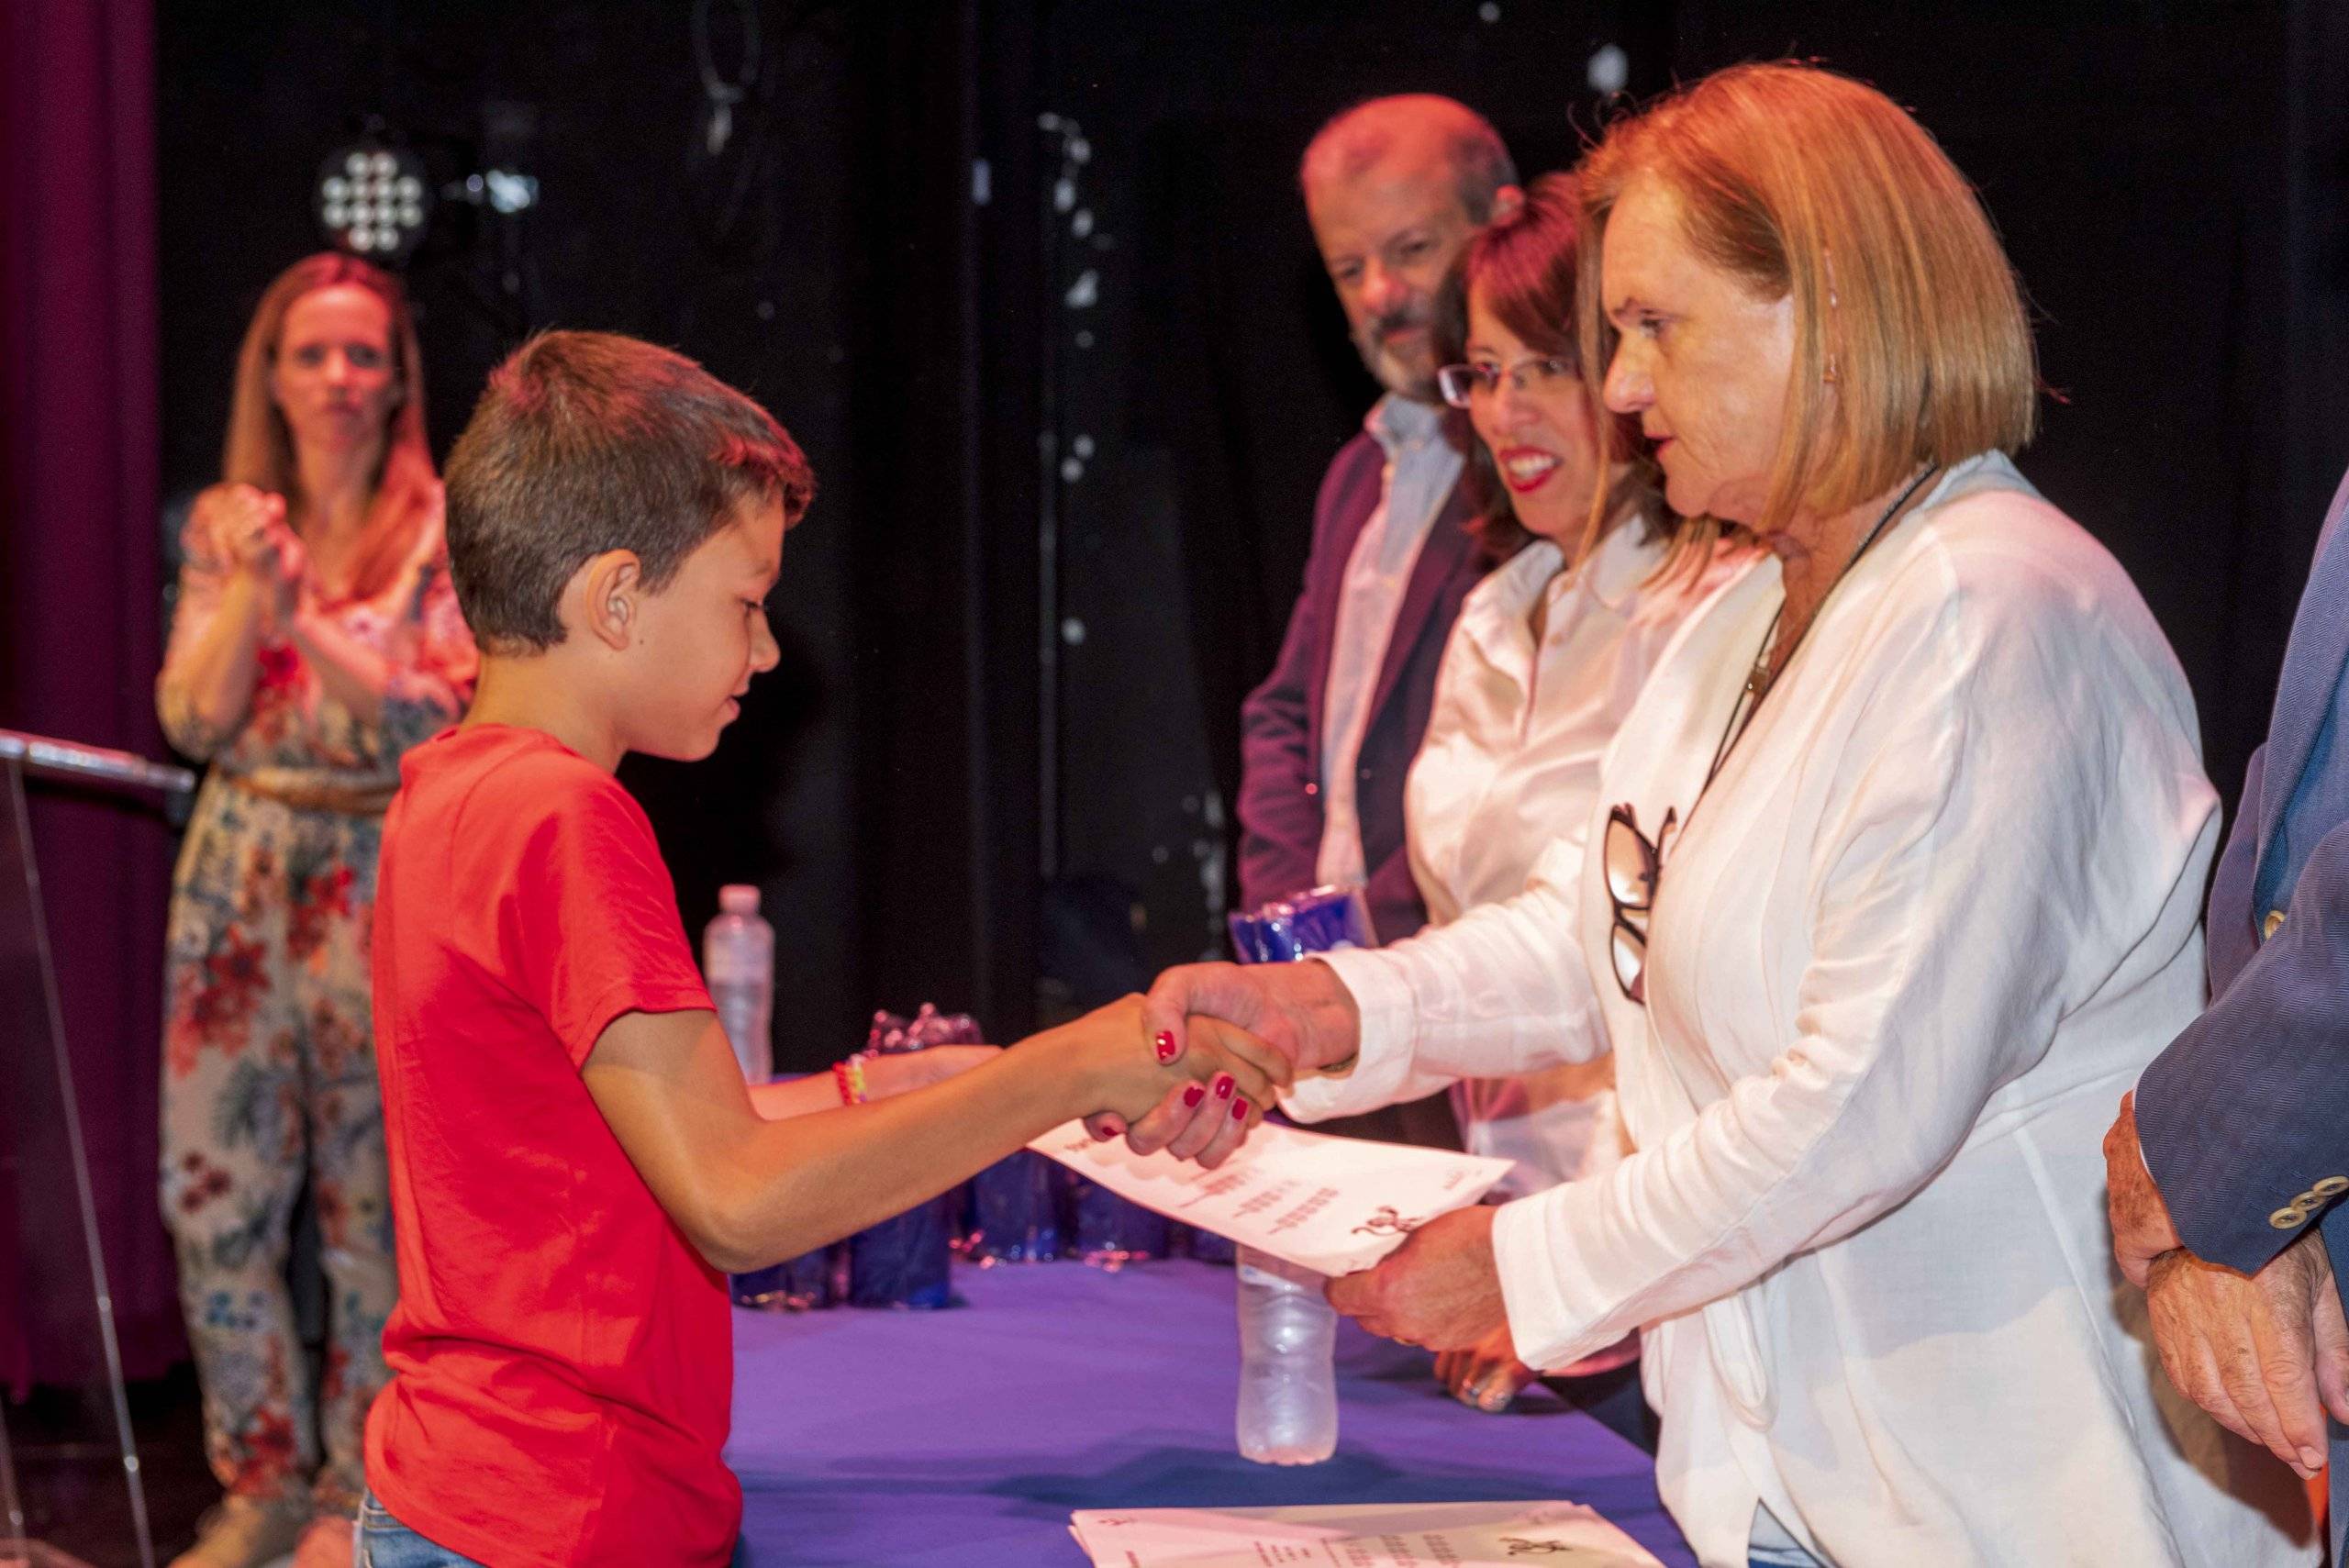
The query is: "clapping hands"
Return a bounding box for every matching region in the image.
[200,484,306,627]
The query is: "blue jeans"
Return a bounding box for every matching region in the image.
[1747,1506,1828,1567]
[1749,1545,1827,1568]
[355,1492,486,1568]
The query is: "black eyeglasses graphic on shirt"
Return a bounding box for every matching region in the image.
[1603,802,1676,1004]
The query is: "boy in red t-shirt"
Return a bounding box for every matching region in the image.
[360,331,1282,1565]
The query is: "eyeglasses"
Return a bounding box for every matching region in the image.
[1603,803,1675,1003]
[1436,353,1578,409]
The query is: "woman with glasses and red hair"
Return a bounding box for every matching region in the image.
[1146,63,2310,1565]
[1393,172,1742,1440]
[155,253,476,1568]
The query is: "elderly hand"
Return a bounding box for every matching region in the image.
[1325,1205,1510,1354]
[1089,959,1364,1151]
[1145,958,1363,1075]
[2105,1091,2184,1287]
[1436,1325,1540,1414]
[2144,1233,2349,1480]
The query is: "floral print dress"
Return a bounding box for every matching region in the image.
[156,492,475,1513]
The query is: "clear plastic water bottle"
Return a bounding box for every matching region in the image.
[703,884,774,1084]
[1234,1244,1338,1464]
[1225,884,1364,1465]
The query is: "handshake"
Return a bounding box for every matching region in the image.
[1068,957,1366,1166]
[1056,956,1514,1362]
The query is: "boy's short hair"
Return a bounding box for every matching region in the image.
[445,330,817,652]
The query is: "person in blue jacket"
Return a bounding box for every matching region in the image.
[2109,462,2349,1547]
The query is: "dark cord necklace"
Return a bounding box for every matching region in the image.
[1699,463,1942,795]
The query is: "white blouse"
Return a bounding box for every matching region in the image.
[1405,518,1733,1204]
[1290,455,2311,1566]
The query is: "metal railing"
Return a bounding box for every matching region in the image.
[0,729,195,801]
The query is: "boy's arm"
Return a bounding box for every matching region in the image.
[746,1046,1002,1120]
[584,1003,1286,1273]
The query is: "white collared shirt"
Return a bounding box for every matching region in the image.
[1404,518,1732,1204]
[1291,454,2308,1565]
[1313,394,1464,893]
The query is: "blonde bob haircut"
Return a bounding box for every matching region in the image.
[1575,61,2037,539]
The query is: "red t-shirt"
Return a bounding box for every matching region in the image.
[365,725,737,1565]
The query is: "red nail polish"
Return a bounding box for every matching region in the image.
[1153,1029,1178,1063]
[1213,1073,1234,1100]
[1183,1083,1205,1108]
[1231,1096,1250,1121]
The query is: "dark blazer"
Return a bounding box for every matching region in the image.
[2137,465,2349,1551]
[1236,426,1486,949]
[2139,465,2349,1271]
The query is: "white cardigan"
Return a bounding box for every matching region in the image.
[1290,454,2312,1566]
[1405,518,1731,1205]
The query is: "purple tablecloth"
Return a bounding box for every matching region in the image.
[729,1257,1696,1566]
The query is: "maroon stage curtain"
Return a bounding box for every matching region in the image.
[1,0,184,1385]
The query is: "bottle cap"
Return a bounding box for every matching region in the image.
[719,884,761,915]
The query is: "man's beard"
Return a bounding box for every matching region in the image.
[1353,304,1439,402]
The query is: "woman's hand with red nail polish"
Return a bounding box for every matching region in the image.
[1119,1017,1283,1166]
[1185,1069,1267,1172]
[1063,997,1284,1157]
[1099,1016,1280,1162]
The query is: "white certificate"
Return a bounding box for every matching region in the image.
[1067,1500,1665,1566]
[1030,1118,1515,1276]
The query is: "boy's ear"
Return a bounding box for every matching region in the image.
[570,550,644,651]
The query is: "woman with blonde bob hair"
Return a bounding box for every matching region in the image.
[156,252,475,1568]
[1145,61,2312,1566]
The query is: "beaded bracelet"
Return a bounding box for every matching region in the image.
[831,1051,869,1106]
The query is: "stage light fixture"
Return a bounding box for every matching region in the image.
[316,141,433,264]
